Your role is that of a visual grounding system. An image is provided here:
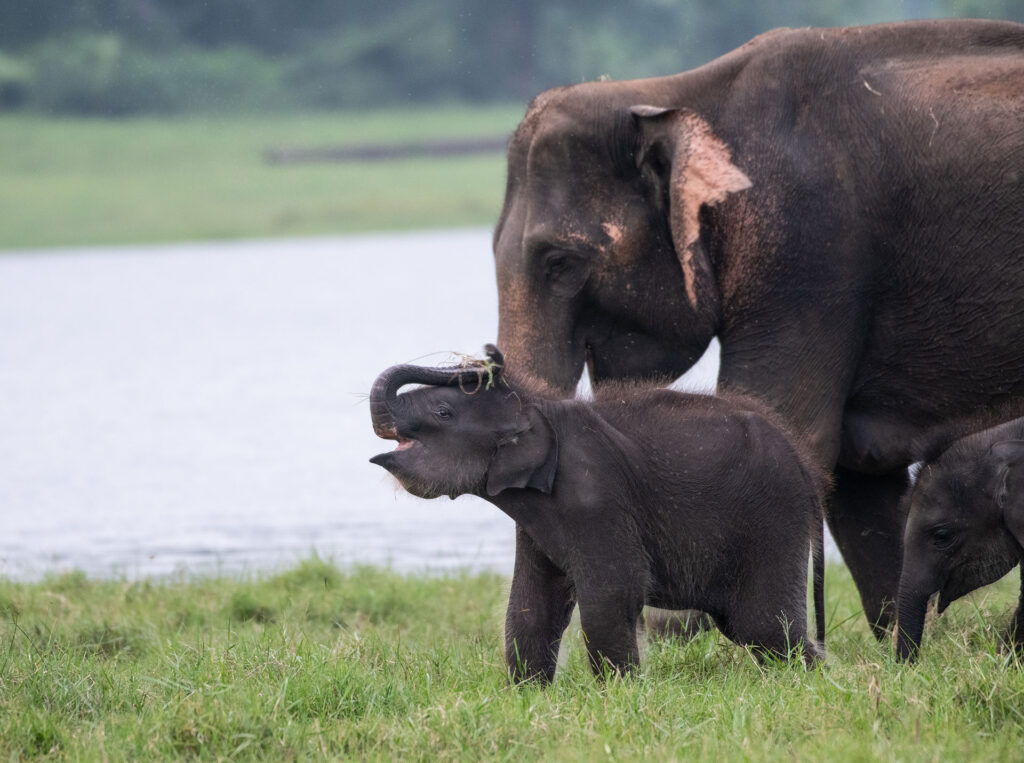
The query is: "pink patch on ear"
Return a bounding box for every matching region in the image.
[669,113,752,309]
[602,222,624,246]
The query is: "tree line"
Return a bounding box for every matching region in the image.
[0,0,1020,116]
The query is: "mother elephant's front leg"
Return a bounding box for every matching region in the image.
[719,314,879,629]
[828,466,909,639]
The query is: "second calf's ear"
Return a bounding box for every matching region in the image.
[991,440,1024,547]
[990,440,1024,508]
[485,405,558,497]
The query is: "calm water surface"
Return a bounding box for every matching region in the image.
[0,229,722,580]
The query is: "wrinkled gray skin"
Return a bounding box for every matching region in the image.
[492,20,1024,637]
[896,418,1024,661]
[369,346,825,682]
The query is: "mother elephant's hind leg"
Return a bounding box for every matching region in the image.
[643,608,714,639]
[828,466,909,639]
[1003,566,1024,651]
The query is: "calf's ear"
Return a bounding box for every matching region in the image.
[990,440,1024,547]
[485,405,558,497]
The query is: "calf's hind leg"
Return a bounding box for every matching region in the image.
[577,582,645,678]
[730,616,820,667]
[726,571,818,666]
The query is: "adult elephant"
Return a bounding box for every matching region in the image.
[492,19,1024,637]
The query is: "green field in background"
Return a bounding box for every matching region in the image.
[3,559,1024,759]
[0,106,522,249]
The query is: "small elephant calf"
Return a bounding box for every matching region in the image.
[369,346,825,681]
[896,415,1024,660]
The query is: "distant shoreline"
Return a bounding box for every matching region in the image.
[264,136,510,164]
[0,106,519,249]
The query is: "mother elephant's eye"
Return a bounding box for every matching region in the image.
[543,250,590,298]
[546,253,571,276]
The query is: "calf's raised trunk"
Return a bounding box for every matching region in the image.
[369,349,504,438]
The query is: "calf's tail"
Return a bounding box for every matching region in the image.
[795,449,830,659]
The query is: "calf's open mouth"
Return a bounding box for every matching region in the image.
[371,436,418,460]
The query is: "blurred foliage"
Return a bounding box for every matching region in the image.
[27,34,283,115]
[0,0,1021,116]
[0,51,30,108]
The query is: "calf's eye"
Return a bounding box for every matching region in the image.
[434,405,453,421]
[930,525,955,548]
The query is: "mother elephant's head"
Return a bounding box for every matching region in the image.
[493,83,751,394]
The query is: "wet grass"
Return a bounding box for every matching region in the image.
[2,558,1023,760]
[0,106,521,249]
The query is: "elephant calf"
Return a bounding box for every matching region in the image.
[896,415,1024,660]
[369,346,826,682]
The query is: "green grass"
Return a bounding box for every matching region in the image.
[0,106,522,249]
[2,559,1024,760]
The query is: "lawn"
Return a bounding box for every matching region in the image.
[2,558,1023,760]
[0,106,522,249]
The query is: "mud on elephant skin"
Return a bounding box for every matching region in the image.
[369,346,826,682]
[896,414,1024,661]
[491,19,1024,636]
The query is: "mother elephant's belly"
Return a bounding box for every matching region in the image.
[837,311,1024,473]
[837,411,918,474]
[839,365,1024,473]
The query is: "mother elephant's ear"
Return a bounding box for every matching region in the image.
[990,440,1024,546]
[486,405,558,497]
[630,105,752,311]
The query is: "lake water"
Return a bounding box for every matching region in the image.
[0,229,722,580]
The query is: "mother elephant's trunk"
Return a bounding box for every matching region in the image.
[369,346,504,438]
